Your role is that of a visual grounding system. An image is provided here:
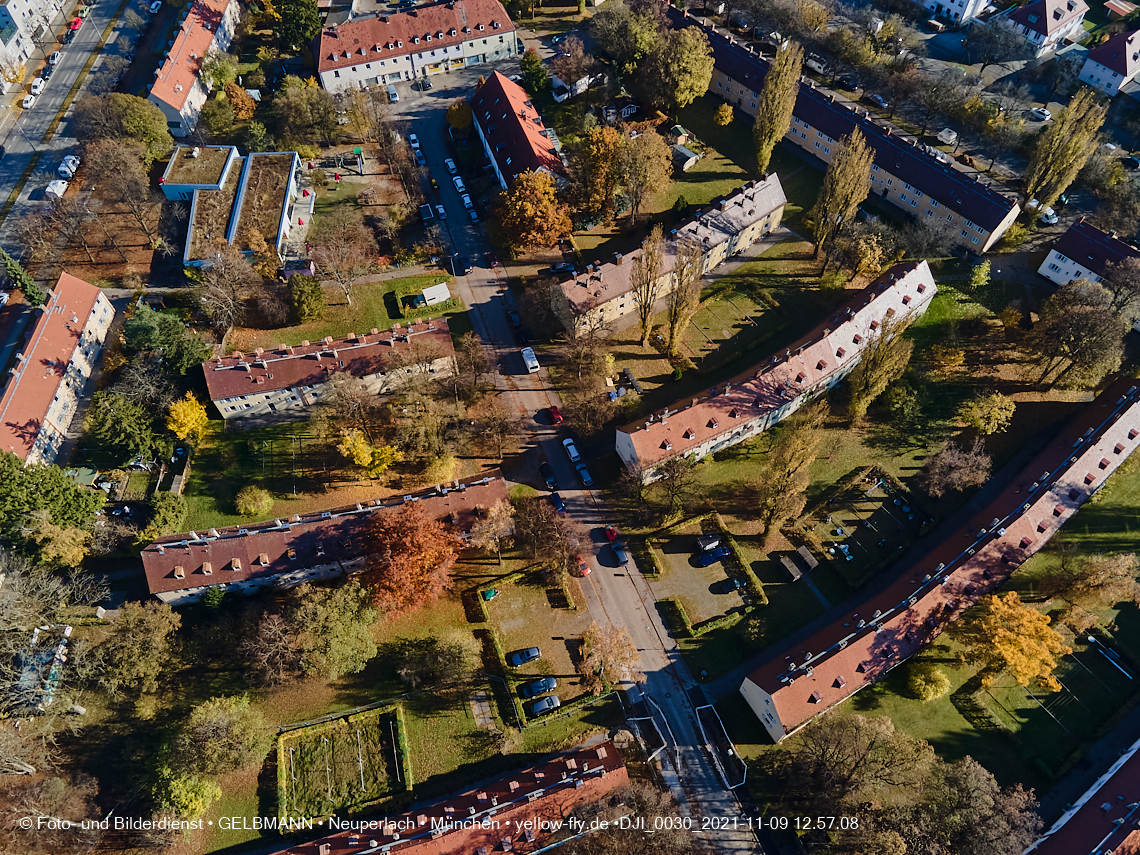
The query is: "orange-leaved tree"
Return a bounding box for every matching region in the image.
[362,504,459,617]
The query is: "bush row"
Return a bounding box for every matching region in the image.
[660,596,746,638]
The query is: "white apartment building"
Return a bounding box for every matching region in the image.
[1001,0,1089,56]
[0,273,114,465]
[0,0,63,73]
[913,0,990,24]
[1079,29,1140,96]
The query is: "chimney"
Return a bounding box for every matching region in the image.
[613,252,623,265]
[719,199,728,211]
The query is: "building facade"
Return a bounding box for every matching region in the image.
[740,379,1140,742]
[203,320,456,421]
[0,0,63,77]
[141,472,507,605]
[313,0,517,94]
[471,71,566,190]
[147,0,240,136]
[1079,28,1140,96]
[1000,0,1089,56]
[667,7,1022,252]
[913,0,990,24]
[616,262,937,478]
[554,175,786,333]
[0,273,114,466]
[1037,217,1140,285]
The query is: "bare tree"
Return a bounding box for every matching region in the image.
[85,137,162,241]
[469,396,523,459]
[664,238,702,357]
[924,437,992,498]
[468,499,516,565]
[309,207,378,305]
[196,242,260,334]
[579,621,643,694]
[241,612,302,687]
[632,224,664,346]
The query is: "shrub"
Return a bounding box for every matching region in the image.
[998,222,1030,250]
[235,485,274,517]
[906,663,951,701]
[137,493,187,543]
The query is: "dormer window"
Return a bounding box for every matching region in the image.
[1028,13,1039,22]
[853,334,863,344]
[449,28,456,35]
[412,36,419,43]
[709,419,720,429]
[477,23,485,30]
[816,360,826,371]
[683,428,695,440]
[492,20,501,27]
[795,372,806,383]
[425,34,431,41]
[729,408,739,418]
[836,347,846,358]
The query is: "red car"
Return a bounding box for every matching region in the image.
[484,251,500,268]
[575,554,591,577]
[604,525,618,543]
[549,405,563,425]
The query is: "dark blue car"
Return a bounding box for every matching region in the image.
[550,493,566,515]
[695,545,731,567]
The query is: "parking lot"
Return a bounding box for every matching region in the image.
[651,523,746,625]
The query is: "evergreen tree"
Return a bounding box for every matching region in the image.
[287,274,326,323]
[753,40,804,174]
[278,0,321,50]
[0,248,45,305]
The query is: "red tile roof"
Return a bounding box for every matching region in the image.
[742,378,1140,739]
[151,0,232,112]
[201,319,455,403]
[618,262,936,469]
[1085,29,1140,76]
[268,741,627,855]
[1052,218,1140,280]
[1009,0,1089,36]
[471,72,565,181]
[1106,0,1138,16]
[313,0,514,74]
[141,471,507,597]
[1027,735,1140,854]
[0,273,106,461]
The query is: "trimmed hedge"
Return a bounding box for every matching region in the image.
[712,513,768,606]
[659,597,746,638]
[632,538,665,578]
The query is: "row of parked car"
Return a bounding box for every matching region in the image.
[507,649,561,715]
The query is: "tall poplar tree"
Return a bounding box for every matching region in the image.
[631,224,664,347]
[664,239,702,356]
[753,40,804,175]
[1024,86,1107,214]
[810,128,874,263]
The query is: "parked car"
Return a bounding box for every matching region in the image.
[1030,106,1052,121]
[469,209,478,222]
[453,176,466,193]
[575,554,591,577]
[149,0,162,12]
[543,262,575,276]
[562,437,580,462]
[58,155,80,178]
[604,525,619,542]
[865,92,889,109]
[520,677,557,698]
[41,65,54,81]
[508,647,541,666]
[408,133,420,148]
[695,545,732,567]
[421,77,432,90]
[1038,206,1059,225]
[63,30,75,44]
[435,204,446,220]
[45,179,68,199]
[1123,156,1140,170]
[528,695,561,716]
[21,94,35,109]
[575,463,593,487]
[77,5,89,16]
[414,149,426,166]
[549,405,563,424]
[509,310,522,327]
[612,541,630,565]
[444,157,457,174]
[551,33,567,43]
[484,251,500,267]
[48,50,62,65]
[456,255,473,274]
[539,461,558,490]
[461,193,473,208]
[550,493,566,515]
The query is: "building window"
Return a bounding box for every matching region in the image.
[334,70,340,77]
[899,193,908,202]
[930,199,939,208]
[1048,263,1061,272]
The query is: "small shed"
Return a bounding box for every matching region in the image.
[796,546,819,571]
[422,282,451,306]
[779,555,803,581]
[668,124,691,145]
[1106,0,1137,17]
[672,144,702,172]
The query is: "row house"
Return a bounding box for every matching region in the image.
[615,262,937,479]
[740,378,1140,742]
[202,319,456,421]
[0,273,114,466]
[1079,28,1140,97]
[666,7,1022,252]
[141,471,507,605]
[313,0,517,94]
[1000,0,1089,56]
[471,71,566,191]
[553,175,787,333]
[147,0,240,136]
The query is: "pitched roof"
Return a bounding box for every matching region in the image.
[471,72,565,181]
[267,741,627,855]
[1086,28,1140,76]
[140,471,508,597]
[743,378,1140,738]
[558,176,786,316]
[1106,0,1138,16]
[0,273,105,460]
[1009,0,1089,36]
[618,262,936,469]
[201,319,455,402]
[313,0,514,74]
[1052,217,1140,278]
[666,8,1020,231]
[150,0,232,111]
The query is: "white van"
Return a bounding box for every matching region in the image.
[387,84,399,103]
[521,347,540,374]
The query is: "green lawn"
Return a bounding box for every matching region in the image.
[228,274,464,353]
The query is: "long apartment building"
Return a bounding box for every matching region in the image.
[0,273,114,466]
[268,741,627,855]
[616,262,937,477]
[141,471,508,605]
[202,319,456,421]
[740,378,1140,742]
[666,6,1021,252]
[554,175,787,332]
[312,0,517,94]
[147,0,240,136]
[471,71,566,191]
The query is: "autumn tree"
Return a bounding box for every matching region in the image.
[924,437,991,498]
[309,206,378,305]
[1024,87,1108,213]
[810,129,874,263]
[960,391,1015,435]
[753,403,825,546]
[551,36,595,93]
[196,242,260,334]
[288,273,326,322]
[166,392,209,441]
[289,580,377,678]
[1099,256,1140,329]
[949,592,1071,690]
[619,130,672,224]
[363,504,459,616]
[589,0,663,74]
[573,125,625,222]
[906,663,951,701]
[632,224,665,346]
[26,510,90,568]
[336,428,401,477]
[200,53,238,90]
[446,98,473,131]
[579,622,642,695]
[969,259,991,292]
[1040,552,1140,633]
[496,169,572,248]
[468,499,516,565]
[98,601,181,694]
[841,318,913,422]
[639,27,713,112]
[753,40,804,174]
[224,80,257,121]
[73,92,172,166]
[664,239,702,357]
[1029,279,1124,387]
[172,695,271,775]
[714,103,734,126]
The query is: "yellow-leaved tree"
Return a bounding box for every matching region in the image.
[166,392,209,441]
[335,428,401,476]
